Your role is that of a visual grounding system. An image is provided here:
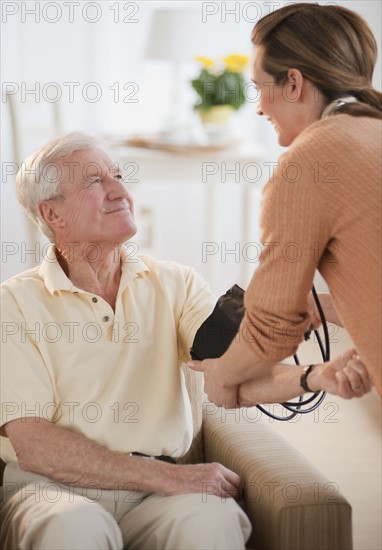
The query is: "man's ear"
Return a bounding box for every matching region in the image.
[38,200,65,230]
[286,68,304,101]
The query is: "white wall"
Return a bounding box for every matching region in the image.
[1,0,381,285]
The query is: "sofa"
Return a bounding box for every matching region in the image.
[0,367,353,550]
[180,366,353,550]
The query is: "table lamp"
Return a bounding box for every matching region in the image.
[144,8,207,144]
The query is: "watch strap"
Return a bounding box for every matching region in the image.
[300,364,316,393]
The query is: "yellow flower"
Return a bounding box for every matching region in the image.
[223,54,249,73]
[196,56,215,70]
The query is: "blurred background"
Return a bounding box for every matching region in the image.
[1,2,381,548]
[3,0,380,291]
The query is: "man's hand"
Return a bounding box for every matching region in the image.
[188,359,239,408]
[160,462,242,500]
[5,418,242,499]
[308,349,373,398]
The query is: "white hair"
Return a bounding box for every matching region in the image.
[16,132,103,242]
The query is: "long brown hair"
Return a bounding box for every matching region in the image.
[252,3,382,119]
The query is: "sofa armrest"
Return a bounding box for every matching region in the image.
[203,406,352,550]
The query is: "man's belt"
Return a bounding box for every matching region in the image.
[0,459,5,486]
[129,452,177,464]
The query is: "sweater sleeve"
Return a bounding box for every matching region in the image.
[241,145,334,361]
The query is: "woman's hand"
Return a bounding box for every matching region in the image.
[309,349,373,398]
[188,359,239,408]
[188,348,373,409]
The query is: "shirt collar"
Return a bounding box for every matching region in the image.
[321,95,358,119]
[39,244,150,296]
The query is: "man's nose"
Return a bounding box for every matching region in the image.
[106,176,129,200]
[256,106,264,116]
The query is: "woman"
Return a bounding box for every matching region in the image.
[189,3,381,406]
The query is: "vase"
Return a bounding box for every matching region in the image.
[197,105,236,145]
[197,105,236,125]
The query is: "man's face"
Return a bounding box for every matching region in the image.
[50,147,137,246]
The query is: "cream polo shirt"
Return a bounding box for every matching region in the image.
[0,245,215,463]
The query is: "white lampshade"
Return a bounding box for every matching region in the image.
[144,9,202,63]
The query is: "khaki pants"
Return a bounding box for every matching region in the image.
[0,463,251,549]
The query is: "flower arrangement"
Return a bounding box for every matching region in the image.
[191,54,249,113]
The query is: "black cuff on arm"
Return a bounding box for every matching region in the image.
[190,284,245,360]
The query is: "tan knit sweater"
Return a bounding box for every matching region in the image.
[243,114,381,395]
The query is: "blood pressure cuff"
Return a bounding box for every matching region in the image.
[190,284,245,360]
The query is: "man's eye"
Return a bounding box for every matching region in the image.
[115,174,123,181]
[89,177,101,186]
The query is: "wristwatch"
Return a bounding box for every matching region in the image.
[300,364,317,393]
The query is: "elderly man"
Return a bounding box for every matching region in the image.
[0,133,371,549]
[0,133,251,549]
